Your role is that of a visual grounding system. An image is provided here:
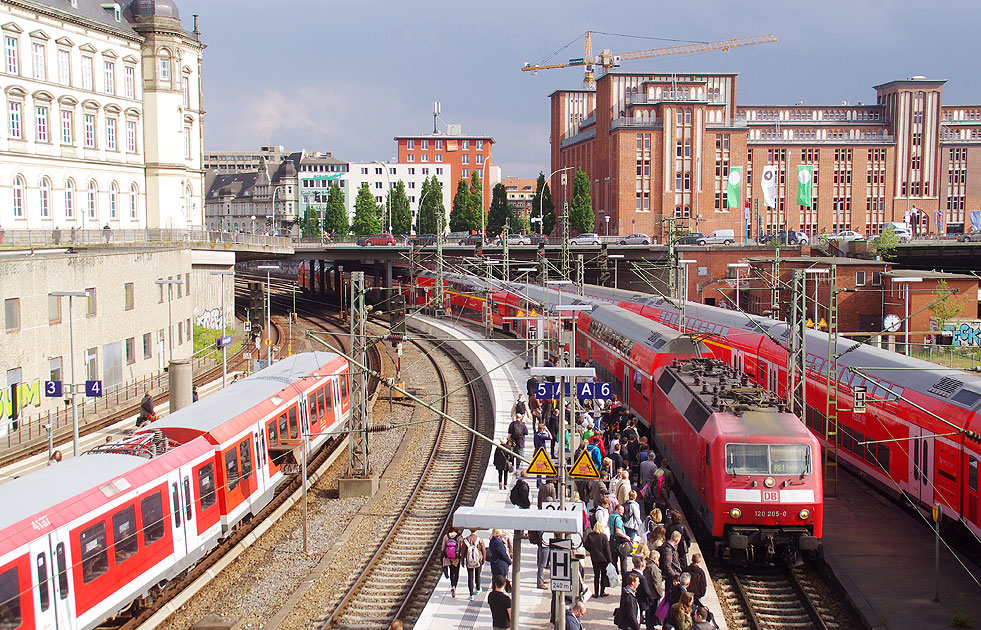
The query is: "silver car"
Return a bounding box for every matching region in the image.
[617,232,652,245]
[570,232,601,246]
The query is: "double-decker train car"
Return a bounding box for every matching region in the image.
[0,352,349,630]
[574,283,981,540]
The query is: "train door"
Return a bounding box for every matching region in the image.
[623,365,630,407]
[732,348,746,375]
[169,475,187,555]
[968,456,979,528]
[766,362,779,395]
[180,471,197,550]
[28,539,56,630]
[907,428,935,506]
[48,530,74,629]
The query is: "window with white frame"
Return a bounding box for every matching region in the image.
[183,124,190,158]
[109,183,118,218]
[476,140,484,150]
[60,109,73,144]
[32,43,45,80]
[435,140,443,150]
[406,139,414,149]
[421,154,429,162]
[65,179,75,217]
[462,154,469,164]
[81,55,93,90]
[103,60,114,95]
[106,117,116,151]
[12,175,25,217]
[83,113,95,147]
[35,105,48,142]
[462,140,469,149]
[476,154,484,164]
[57,49,70,85]
[181,75,189,108]
[462,168,469,178]
[158,53,170,83]
[124,66,134,98]
[87,181,97,218]
[435,154,442,162]
[5,36,19,74]
[421,139,428,150]
[39,178,50,217]
[8,101,22,139]
[407,154,414,162]
[129,183,138,218]
[125,119,136,152]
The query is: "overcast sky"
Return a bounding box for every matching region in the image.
[179,0,980,179]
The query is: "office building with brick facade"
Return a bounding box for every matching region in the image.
[550,72,981,242]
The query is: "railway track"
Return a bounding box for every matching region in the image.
[321,336,486,629]
[712,563,841,630]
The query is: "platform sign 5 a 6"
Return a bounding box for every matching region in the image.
[536,382,560,399]
[577,382,612,400]
[85,380,103,397]
[44,381,62,398]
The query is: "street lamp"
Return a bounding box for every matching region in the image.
[727,263,749,311]
[257,265,281,365]
[609,254,625,289]
[155,279,184,366]
[893,276,923,355]
[271,185,281,236]
[51,290,89,457]
[539,167,574,235]
[480,155,491,244]
[373,161,392,233]
[210,271,234,388]
[251,215,256,235]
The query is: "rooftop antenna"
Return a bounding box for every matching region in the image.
[433,97,441,134]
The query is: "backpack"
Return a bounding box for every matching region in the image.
[510,483,522,507]
[445,536,457,560]
[515,399,527,415]
[465,539,482,568]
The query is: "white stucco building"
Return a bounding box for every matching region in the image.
[343,162,452,232]
[0,0,205,231]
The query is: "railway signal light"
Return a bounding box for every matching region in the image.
[538,242,546,258]
[389,293,406,337]
[475,243,483,257]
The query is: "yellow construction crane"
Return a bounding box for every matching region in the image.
[522,32,778,88]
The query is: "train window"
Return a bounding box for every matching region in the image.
[277,414,288,442]
[112,505,138,564]
[969,457,978,492]
[913,439,920,482]
[240,439,253,481]
[36,553,49,611]
[307,393,317,423]
[633,370,643,393]
[725,444,769,475]
[182,478,192,521]
[656,372,675,395]
[876,443,889,473]
[705,444,710,467]
[316,389,326,422]
[198,464,217,510]
[288,407,299,439]
[853,431,867,462]
[842,426,854,453]
[79,522,108,583]
[726,444,811,475]
[225,450,240,491]
[172,483,182,528]
[887,385,904,402]
[324,383,334,414]
[266,420,279,447]
[341,372,349,401]
[0,567,21,628]
[838,370,853,387]
[769,444,812,475]
[55,543,68,599]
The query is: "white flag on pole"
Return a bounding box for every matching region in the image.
[761,165,778,208]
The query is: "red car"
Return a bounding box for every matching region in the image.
[357,233,397,246]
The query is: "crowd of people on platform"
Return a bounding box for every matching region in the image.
[469,363,719,630]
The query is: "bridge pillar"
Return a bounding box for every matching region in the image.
[334,265,343,304]
[318,259,327,294]
[385,261,393,288]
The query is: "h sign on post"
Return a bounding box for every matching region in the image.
[853,385,867,414]
[44,381,63,398]
[549,540,573,592]
[85,380,103,397]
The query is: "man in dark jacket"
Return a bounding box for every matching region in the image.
[487,575,511,630]
[138,391,155,426]
[693,605,716,630]
[537,478,556,508]
[510,474,531,509]
[617,572,642,630]
[628,555,657,621]
[508,416,528,458]
[659,531,683,594]
[566,602,586,630]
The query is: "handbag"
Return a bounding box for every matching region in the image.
[605,562,621,586]
[507,461,515,472]
[655,593,670,620]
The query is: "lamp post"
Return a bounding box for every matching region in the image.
[609,254,624,289]
[373,161,392,233]
[540,167,574,235]
[51,290,89,457]
[209,271,234,388]
[257,265,280,365]
[251,215,256,235]
[271,185,281,236]
[893,277,923,355]
[480,155,491,244]
[727,263,749,311]
[154,279,183,366]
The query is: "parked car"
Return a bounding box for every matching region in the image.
[958,232,981,243]
[832,230,865,242]
[407,234,437,247]
[617,233,652,245]
[675,232,706,245]
[759,230,808,245]
[446,231,469,243]
[881,222,912,243]
[703,229,735,245]
[357,232,396,246]
[459,233,485,246]
[570,232,601,246]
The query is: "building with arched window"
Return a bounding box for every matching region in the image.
[0,0,204,230]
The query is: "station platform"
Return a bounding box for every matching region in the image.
[409,315,727,630]
[823,469,981,630]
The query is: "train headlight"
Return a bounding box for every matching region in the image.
[799,508,810,520]
[764,476,776,488]
[729,508,742,519]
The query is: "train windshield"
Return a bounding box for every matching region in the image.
[725,444,812,476]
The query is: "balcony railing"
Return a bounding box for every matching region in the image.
[609,117,664,131]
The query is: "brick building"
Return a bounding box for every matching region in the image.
[550,73,981,241]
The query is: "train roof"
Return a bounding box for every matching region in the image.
[586,304,689,352]
[715,410,814,439]
[149,352,343,436]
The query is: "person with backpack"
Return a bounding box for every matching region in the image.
[507,415,528,459]
[666,510,693,566]
[440,527,463,597]
[512,394,527,419]
[623,490,644,541]
[462,529,486,600]
[493,438,514,489]
[509,472,531,509]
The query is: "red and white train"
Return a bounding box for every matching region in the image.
[0,352,350,630]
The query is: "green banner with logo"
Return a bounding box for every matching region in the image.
[726,167,742,209]
[796,165,813,207]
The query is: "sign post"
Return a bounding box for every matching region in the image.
[549,539,573,593]
[933,502,941,602]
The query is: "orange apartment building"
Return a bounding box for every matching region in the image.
[395,129,496,214]
[550,73,981,241]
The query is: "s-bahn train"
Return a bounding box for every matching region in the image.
[405,273,823,558]
[0,353,350,630]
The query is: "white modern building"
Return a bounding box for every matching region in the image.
[0,0,205,231]
[344,162,452,233]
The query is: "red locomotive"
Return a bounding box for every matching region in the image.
[0,352,349,630]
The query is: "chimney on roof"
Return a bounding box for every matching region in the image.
[192,14,200,40]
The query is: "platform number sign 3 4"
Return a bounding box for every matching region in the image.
[85,380,103,397]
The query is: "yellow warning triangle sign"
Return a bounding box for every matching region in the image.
[526,446,557,476]
[569,447,600,479]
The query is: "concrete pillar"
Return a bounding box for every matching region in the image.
[510,531,522,630]
[168,360,193,412]
[335,265,343,305]
[385,261,393,289]
[319,260,327,295]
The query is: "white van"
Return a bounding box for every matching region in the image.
[703,229,735,245]
[881,222,912,243]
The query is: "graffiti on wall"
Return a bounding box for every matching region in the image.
[0,379,43,420]
[195,307,225,330]
[930,318,981,346]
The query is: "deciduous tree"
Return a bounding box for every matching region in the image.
[532,172,556,235]
[417,176,445,235]
[351,182,382,236]
[390,180,412,236]
[569,169,595,234]
[450,178,472,233]
[323,183,348,237]
[486,183,512,237]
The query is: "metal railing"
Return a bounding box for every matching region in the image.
[0,228,291,249]
[610,117,664,131]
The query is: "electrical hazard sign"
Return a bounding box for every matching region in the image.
[569,448,600,479]
[526,446,557,476]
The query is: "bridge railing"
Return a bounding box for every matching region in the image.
[0,228,291,249]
